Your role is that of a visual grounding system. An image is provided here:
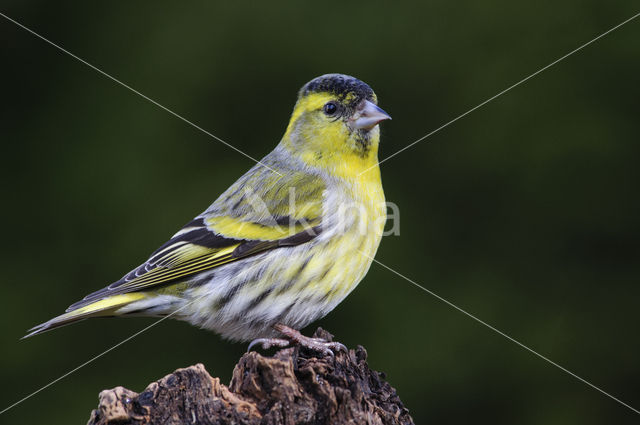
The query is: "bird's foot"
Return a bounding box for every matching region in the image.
[247,325,347,357]
[247,337,290,352]
[274,324,347,357]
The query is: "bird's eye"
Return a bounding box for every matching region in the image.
[323,102,338,116]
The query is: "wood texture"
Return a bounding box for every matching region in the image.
[87,328,414,425]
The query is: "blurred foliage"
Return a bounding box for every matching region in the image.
[1,1,639,424]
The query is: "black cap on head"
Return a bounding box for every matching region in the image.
[300,74,376,106]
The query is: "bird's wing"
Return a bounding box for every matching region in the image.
[67,164,326,312]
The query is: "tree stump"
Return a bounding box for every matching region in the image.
[86,328,414,425]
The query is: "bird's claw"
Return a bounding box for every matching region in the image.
[247,335,346,357]
[247,337,291,352]
[248,325,347,357]
[294,337,347,357]
[273,324,347,357]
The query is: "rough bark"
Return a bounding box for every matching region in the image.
[87,328,414,425]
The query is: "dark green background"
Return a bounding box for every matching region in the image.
[2,1,639,423]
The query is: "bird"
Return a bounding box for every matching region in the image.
[24,73,391,354]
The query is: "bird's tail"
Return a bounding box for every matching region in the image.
[22,293,148,339]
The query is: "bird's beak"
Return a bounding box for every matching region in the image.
[351,100,392,130]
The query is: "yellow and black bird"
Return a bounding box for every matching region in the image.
[26,74,391,354]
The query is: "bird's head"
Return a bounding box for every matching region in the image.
[282,74,391,178]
